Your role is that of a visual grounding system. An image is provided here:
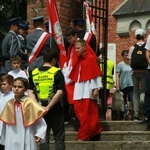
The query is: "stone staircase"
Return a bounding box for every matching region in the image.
[50,121,150,150]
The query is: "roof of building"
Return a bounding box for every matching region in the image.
[113,0,150,16]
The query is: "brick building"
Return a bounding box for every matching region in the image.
[27,0,150,65]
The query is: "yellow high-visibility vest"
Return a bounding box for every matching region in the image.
[32,66,60,100]
[100,59,114,90]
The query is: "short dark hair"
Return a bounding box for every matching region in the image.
[65,27,77,37]
[1,74,14,85]
[10,55,22,63]
[42,47,58,63]
[121,50,129,56]
[13,77,28,90]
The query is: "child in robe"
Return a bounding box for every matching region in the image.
[0,77,47,150]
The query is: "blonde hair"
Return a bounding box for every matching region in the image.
[75,39,86,47]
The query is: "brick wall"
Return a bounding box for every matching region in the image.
[56,0,72,32]
[27,0,72,33]
[108,0,137,64]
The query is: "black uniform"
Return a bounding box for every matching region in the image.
[28,66,65,150]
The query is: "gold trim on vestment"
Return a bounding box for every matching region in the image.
[0,97,47,127]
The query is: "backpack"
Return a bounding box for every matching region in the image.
[130,43,148,70]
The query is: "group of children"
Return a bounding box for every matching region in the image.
[0,55,47,150]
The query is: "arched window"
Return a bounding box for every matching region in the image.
[146,20,150,29]
[129,20,141,31]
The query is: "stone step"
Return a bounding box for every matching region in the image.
[50,131,150,141]
[65,121,150,131]
[49,141,150,150]
[48,121,150,150]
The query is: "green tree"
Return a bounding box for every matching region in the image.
[0,0,27,50]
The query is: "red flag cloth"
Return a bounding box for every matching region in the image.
[65,83,75,105]
[84,1,96,34]
[69,45,102,82]
[66,45,78,67]
[46,0,67,68]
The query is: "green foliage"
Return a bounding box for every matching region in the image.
[0,0,27,40]
[0,0,19,35]
[0,0,17,48]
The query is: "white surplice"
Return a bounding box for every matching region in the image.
[73,76,103,100]
[0,104,47,150]
[0,91,14,114]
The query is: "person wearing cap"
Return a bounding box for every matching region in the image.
[1,17,26,74]
[127,28,147,120]
[26,16,59,72]
[19,21,29,38]
[17,21,30,70]
[74,19,97,53]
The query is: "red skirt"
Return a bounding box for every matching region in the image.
[65,83,75,105]
[74,99,102,140]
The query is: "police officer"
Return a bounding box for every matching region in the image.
[26,16,59,72]
[1,17,25,74]
[28,48,65,150]
[74,19,97,53]
[18,21,29,70]
[19,21,29,38]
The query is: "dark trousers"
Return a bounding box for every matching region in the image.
[39,110,65,150]
[121,86,133,105]
[0,144,4,150]
[99,89,110,118]
[144,70,150,118]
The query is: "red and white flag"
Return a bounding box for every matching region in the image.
[46,0,67,68]
[84,1,96,35]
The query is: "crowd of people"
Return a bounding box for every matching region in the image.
[0,16,103,150]
[0,14,150,150]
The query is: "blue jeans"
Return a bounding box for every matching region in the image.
[132,71,147,117]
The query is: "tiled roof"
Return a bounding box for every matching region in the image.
[113,0,150,16]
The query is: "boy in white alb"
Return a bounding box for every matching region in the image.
[0,74,14,113]
[0,77,47,150]
[0,74,14,150]
[8,55,28,79]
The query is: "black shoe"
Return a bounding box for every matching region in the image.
[140,117,150,124]
[65,117,79,127]
[90,133,101,141]
[134,115,140,121]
